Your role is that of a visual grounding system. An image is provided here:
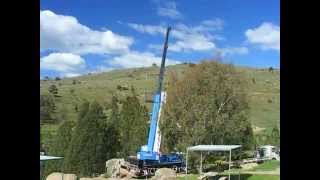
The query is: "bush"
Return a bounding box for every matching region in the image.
[116,85,129,91]
[268,67,274,72]
[188,63,196,67]
[252,78,256,84]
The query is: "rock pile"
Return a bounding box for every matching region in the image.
[46,173,77,180]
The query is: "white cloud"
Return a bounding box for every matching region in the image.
[40,10,134,55]
[245,22,280,51]
[127,20,224,52]
[40,53,86,77]
[157,1,182,19]
[64,73,82,78]
[169,33,215,52]
[215,47,249,57]
[108,51,181,68]
[90,66,114,74]
[128,23,166,35]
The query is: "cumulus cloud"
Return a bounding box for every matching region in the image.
[128,23,166,35]
[40,10,133,55]
[152,0,183,19]
[108,51,181,68]
[40,53,86,77]
[215,47,249,57]
[128,19,224,52]
[245,22,280,51]
[157,1,183,19]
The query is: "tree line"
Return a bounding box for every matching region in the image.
[41,88,149,178]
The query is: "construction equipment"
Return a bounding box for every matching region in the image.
[123,27,185,176]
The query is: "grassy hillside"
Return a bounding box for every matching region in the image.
[40,64,280,145]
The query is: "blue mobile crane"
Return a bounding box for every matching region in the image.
[124,27,185,176]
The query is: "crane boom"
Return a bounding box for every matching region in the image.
[157,26,171,93]
[125,27,184,176]
[137,27,171,161]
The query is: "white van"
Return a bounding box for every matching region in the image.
[256,145,280,161]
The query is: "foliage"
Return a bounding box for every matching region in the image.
[161,61,254,154]
[117,85,129,91]
[104,95,122,159]
[118,87,149,157]
[64,101,108,177]
[254,126,280,147]
[48,84,59,97]
[40,64,279,134]
[268,67,274,72]
[42,120,75,178]
[40,94,56,122]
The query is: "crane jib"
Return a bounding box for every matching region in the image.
[157,26,171,93]
[148,27,170,152]
[138,27,171,161]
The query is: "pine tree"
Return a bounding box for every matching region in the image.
[104,96,121,159]
[40,94,56,122]
[64,101,107,177]
[119,87,149,157]
[43,120,75,177]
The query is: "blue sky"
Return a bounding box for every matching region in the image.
[40,0,280,78]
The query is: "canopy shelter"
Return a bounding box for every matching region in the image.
[186,145,241,179]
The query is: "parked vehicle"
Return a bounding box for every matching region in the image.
[256,145,280,161]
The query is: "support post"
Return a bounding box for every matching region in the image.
[186,149,188,179]
[200,152,203,174]
[229,149,231,180]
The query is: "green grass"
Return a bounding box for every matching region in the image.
[178,174,279,180]
[40,64,280,146]
[40,124,59,147]
[178,174,199,180]
[250,161,280,171]
[244,175,279,180]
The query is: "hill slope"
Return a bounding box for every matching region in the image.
[40,64,279,144]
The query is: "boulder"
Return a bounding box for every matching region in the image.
[46,173,63,180]
[46,173,77,180]
[63,174,77,180]
[218,177,228,180]
[79,178,108,180]
[105,159,125,178]
[152,168,177,180]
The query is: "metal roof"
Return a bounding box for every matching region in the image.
[187,145,241,152]
[40,155,63,161]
